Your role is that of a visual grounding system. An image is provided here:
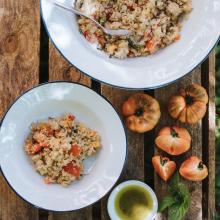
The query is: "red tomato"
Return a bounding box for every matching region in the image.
[70,144,81,157]
[33,144,43,154]
[155,126,191,155]
[68,115,75,121]
[179,156,208,181]
[152,156,176,181]
[46,127,54,136]
[63,163,81,177]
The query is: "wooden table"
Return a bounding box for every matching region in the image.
[0,1,216,220]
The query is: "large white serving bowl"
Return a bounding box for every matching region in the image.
[41,0,220,89]
[0,82,127,211]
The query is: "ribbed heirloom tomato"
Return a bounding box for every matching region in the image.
[179,156,208,181]
[122,93,161,133]
[155,126,191,155]
[168,84,208,124]
[152,156,176,181]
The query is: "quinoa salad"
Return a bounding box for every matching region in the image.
[24,114,101,186]
[76,0,192,58]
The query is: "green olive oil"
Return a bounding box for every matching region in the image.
[114,185,153,220]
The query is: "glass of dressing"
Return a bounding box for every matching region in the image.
[107,180,158,220]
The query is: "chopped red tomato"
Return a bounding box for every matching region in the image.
[68,115,75,121]
[146,40,154,50]
[63,163,81,177]
[33,144,43,154]
[46,127,54,136]
[70,144,81,156]
[44,178,52,184]
[175,35,181,41]
[39,142,49,148]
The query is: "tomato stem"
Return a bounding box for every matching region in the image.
[198,162,204,170]
[185,95,194,105]
[160,157,168,166]
[170,127,179,138]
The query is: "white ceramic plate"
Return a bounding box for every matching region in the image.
[0,82,127,211]
[41,0,220,89]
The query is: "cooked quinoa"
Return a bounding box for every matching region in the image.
[76,0,192,58]
[24,114,101,186]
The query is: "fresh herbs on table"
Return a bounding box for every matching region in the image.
[158,173,190,220]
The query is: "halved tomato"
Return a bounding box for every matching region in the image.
[152,156,176,181]
[63,163,81,177]
[70,144,81,157]
[155,126,191,155]
[179,156,208,181]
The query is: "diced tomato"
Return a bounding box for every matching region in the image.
[63,163,81,177]
[68,115,75,121]
[83,30,88,37]
[146,40,154,50]
[175,35,181,41]
[44,178,52,184]
[70,144,81,156]
[46,127,54,136]
[33,144,43,154]
[39,142,49,148]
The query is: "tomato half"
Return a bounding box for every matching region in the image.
[152,155,176,181]
[179,156,208,181]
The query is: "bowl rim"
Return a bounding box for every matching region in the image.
[107,180,158,220]
[40,0,220,90]
[0,81,128,212]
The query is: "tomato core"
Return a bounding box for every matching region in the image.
[185,95,194,105]
[135,108,144,117]
[198,162,204,170]
[170,127,179,138]
[160,158,168,166]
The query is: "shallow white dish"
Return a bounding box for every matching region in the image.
[107,180,158,220]
[0,82,127,211]
[41,0,220,89]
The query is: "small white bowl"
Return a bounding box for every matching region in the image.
[107,180,158,220]
[0,82,127,211]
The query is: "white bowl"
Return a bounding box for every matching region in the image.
[0,82,127,211]
[41,0,220,89]
[107,180,158,220]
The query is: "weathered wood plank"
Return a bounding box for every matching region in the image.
[202,52,216,220]
[48,42,92,220]
[100,87,145,220]
[48,42,90,85]
[154,68,203,220]
[0,0,40,219]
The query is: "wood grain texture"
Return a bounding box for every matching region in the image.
[202,52,216,220]
[48,42,92,220]
[49,42,90,86]
[0,0,40,219]
[100,87,145,220]
[154,68,203,220]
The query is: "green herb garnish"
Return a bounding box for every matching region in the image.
[99,17,106,25]
[128,39,145,50]
[158,172,190,220]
